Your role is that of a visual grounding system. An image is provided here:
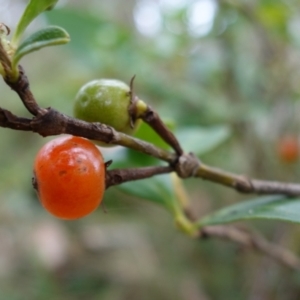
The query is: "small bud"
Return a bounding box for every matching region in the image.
[0,23,10,36]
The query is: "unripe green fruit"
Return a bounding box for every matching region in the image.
[73,79,140,145]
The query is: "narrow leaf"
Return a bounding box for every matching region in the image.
[198,195,300,226]
[12,0,59,46]
[13,26,70,67]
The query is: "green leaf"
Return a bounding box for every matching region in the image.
[117,174,177,212]
[12,26,70,67]
[12,0,59,46]
[198,195,300,226]
[175,125,231,156]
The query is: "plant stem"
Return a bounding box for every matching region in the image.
[106,165,173,188]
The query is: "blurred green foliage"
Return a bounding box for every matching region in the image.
[1,0,300,299]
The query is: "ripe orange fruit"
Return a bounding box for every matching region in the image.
[278,135,299,163]
[33,135,105,219]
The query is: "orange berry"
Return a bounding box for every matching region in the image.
[278,136,299,163]
[33,135,105,220]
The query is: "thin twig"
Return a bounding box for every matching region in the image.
[196,161,300,196]
[128,76,183,155]
[200,225,300,270]
[0,41,44,115]
[106,165,173,188]
[4,65,46,116]
[139,105,183,155]
[249,180,300,196]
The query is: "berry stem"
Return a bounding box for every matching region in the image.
[198,225,300,270]
[136,99,184,156]
[105,165,173,188]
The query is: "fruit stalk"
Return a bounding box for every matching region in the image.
[106,165,173,188]
[135,101,183,156]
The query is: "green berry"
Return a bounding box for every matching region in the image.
[73,79,140,144]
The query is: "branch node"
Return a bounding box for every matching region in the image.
[31,107,66,136]
[234,175,254,193]
[175,152,200,179]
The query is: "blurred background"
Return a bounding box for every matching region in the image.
[1,0,300,299]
